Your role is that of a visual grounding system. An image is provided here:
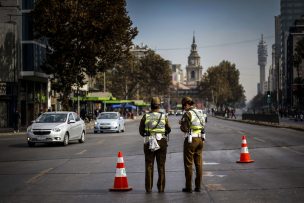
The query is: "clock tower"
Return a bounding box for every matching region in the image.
[186,34,203,87]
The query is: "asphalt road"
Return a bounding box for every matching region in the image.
[0,116,303,203]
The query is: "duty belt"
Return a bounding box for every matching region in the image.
[185,133,202,138]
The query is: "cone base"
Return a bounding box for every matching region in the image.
[236,160,254,163]
[109,187,133,192]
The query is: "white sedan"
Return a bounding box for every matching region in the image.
[94,112,125,133]
[27,111,86,147]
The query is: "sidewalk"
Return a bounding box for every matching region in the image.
[220,114,304,131]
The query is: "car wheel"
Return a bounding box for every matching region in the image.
[28,141,35,147]
[122,125,125,132]
[79,131,85,143]
[62,133,69,146]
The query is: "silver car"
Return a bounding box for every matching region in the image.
[94,112,125,133]
[27,111,86,147]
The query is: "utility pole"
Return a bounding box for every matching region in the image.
[103,72,106,92]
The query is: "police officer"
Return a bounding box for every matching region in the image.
[179,96,205,193]
[139,97,171,193]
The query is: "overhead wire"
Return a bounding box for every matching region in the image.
[154,35,274,51]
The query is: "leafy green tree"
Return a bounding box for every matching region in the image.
[198,60,246,109]
[247,93,264,110]
[138,50,172,99]
[106,50,172,101]
[107,54,143,99]
[32,0,137,109]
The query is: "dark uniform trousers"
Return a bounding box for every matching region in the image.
[183,137,204,190]
[144,138,168,192]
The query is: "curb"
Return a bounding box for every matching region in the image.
[0,132,26,136]
[216,116,304,132]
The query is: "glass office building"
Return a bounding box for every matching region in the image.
[0,0,48,129]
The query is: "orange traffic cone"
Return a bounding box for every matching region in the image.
[236,136,254,163]
[109,151,132,191]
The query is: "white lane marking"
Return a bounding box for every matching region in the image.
[76,149,87,155]
[253,137,266,143]
[204,171,226,178]
[206,184,226,190]
[26,168,53,184]
[282,147,304,155]
[96,140,105,144]
[203,162,219,165]
[239,130,246,134]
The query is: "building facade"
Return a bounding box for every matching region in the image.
[185,35,203,88]
[171,64,183,84]
[0,0,20,128]
[0,0,49,129]
[286,17,304,110]
[279,0,304,109]
[274,15,282,107]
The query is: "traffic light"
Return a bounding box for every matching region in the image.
[266,91,271,104]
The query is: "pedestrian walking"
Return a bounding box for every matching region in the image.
[179,96,205,193]
[13,109,21,133]
[231,109,236,119]
[139,97,171,193]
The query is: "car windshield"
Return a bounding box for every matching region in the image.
[36,113,67,123]
[98,113,118,119]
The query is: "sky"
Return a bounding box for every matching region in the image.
[126,0,281,102]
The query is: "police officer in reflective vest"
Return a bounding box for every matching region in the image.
[139,97,171,193]
[179,96,205,193]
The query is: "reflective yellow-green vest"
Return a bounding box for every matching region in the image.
[145,112,166,134]
[189,109,204,134]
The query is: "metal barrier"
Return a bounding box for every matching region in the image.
[242,113,280,124]
[214,112,226,117]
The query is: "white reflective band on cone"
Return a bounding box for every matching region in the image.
[115,168,127,177]
[117,157,124,163]
[242,140,247,144]
[241,147,249,153]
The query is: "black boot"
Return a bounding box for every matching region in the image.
[182,188,192,193]
[194,188,201,192]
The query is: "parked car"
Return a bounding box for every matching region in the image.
[175,110,183,116]
[94,112,125,133]
[168,110,175,115]
[26,111,86,147]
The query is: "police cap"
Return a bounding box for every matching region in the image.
[181,96,194,106]
[151,97,161,106]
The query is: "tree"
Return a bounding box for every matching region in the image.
[31,0,137,109]
[138,50,172,99]
[198,60,246,109]
[107,50,172,101]
[248,93,264,110]
[107,54,143,100]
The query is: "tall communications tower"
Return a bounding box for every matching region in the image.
[257,34,268,94]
